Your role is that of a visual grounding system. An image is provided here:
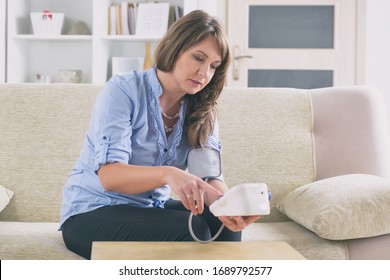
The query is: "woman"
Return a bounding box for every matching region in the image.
[60,10,259,259]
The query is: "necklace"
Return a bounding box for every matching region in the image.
[163,123,174,133]
[160,106,180,120]
[160,99,183,120]
[160,99,183,134]
[161,107,178,133]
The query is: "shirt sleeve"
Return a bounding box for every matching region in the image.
[205,113,222,152]
[205,115,224,182]
[92,76,134,172]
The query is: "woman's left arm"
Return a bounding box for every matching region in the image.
[206,179,261,232]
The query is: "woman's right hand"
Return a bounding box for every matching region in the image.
[164,167,222,215]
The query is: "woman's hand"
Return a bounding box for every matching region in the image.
[218,215,261,232]
[204,180,261,231]
[165,167,222,215]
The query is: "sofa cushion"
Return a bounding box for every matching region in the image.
[0,185,14,212]
[0,222,84,260]
[277,174,390,240]
[242,221,347,260]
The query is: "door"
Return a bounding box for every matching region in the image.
[227,0,357,89]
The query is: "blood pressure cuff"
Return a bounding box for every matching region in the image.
[187,147,223,181]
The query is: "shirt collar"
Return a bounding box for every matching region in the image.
[146,67,163,98]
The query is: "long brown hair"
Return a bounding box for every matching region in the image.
[154,10,230,147]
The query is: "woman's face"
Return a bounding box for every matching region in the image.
[171,35,222,95]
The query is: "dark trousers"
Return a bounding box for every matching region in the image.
[61,199,241,259]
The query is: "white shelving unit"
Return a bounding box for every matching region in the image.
[7,0,93,83]
[6,0,220,84]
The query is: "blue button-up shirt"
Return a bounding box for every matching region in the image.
[60,68,222,227]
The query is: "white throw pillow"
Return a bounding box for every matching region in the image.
[277,174,390,240]
[0,184,14,212]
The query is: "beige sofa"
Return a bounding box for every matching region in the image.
[1,83,390,260]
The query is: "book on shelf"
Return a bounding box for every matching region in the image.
[116,5,122,35]
[168,6,175,28]
[108,5,117,35]
[128,5,136,35]
[174,5,183,21]
[108,2,134,35]
[168,5,183,27]
[135,2,170,37]
[108,2,180,36]
[120,2,129,35]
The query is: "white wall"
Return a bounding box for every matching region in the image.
[358,0,390,123]
[0,0,6,83]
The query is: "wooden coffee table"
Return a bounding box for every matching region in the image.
[91,241,305,260]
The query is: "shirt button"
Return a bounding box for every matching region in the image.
[164,148,168,152]
[102,136,107,140]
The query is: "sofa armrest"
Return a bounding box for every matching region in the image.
[310,86,390,180]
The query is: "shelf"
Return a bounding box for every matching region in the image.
[13,34,93,41]
[100,35,161,42]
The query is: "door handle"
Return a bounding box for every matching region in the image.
[233,45,252,80]
[234,55,253,60]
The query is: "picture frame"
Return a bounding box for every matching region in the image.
[112,56,144,76]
